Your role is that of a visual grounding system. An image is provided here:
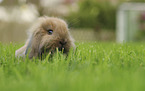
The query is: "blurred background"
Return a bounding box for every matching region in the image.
[0,0,145,43]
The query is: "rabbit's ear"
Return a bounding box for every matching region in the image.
[29,41,40,59]
[28,35,41,59]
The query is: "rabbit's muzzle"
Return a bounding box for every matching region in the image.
[58,39,68,52]
[39,39,69,58]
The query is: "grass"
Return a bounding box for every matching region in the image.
[0,42,145,91]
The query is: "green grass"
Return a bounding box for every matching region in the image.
[0,42,145,91]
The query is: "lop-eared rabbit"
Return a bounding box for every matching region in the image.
[15,16,75,59]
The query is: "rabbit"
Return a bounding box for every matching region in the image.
[15,16,75,59]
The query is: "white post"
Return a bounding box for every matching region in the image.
[116,10,126,43]
[116,3,145,43]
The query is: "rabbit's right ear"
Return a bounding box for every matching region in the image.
[28,34,41,59]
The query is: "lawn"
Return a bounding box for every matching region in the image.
[0,42,145,91]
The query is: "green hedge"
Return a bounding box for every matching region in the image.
[66,0,117,30]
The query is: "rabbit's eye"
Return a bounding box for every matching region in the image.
[47,29,53,35]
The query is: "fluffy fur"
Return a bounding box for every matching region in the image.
[15,16,75,59]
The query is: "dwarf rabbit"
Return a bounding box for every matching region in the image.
[15,16,75,59]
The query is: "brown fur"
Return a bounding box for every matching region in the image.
[15,16,75,59]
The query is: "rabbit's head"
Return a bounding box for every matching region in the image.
[27,17,75,59]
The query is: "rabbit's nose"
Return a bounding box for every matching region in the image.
[59,40,67,46]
